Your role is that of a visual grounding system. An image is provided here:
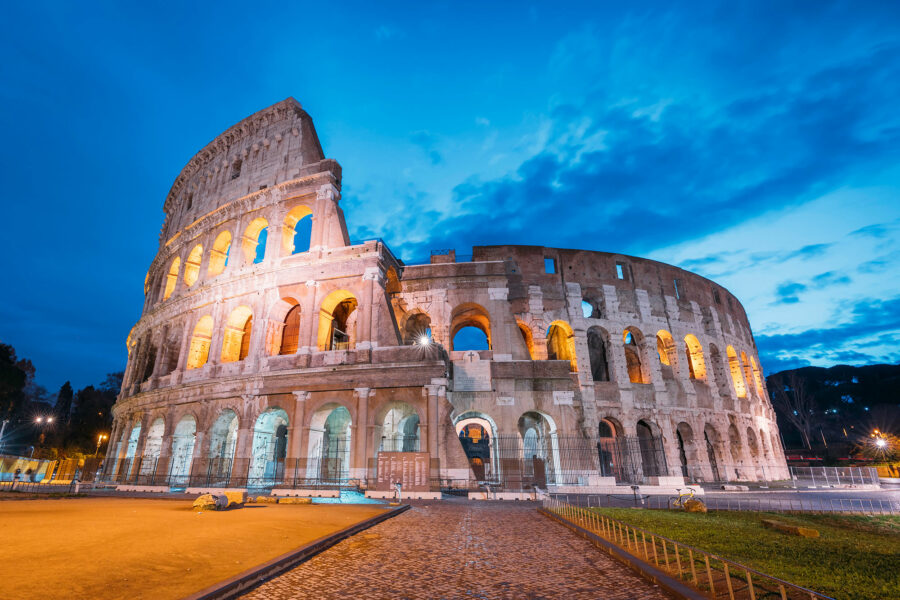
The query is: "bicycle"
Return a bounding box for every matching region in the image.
[670,487,696,509]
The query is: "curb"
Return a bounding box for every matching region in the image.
[539,508,706,600]
[183,504,411,600]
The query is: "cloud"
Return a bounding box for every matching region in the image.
[774,282,807,304]
[375,25,398,41]
[810,271,852,288]
[410,130,442,165]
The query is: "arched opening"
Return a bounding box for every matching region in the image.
[597,418,621,478]
[241,217,268,264]
[220,306,253,363]
[248,408,288,486]
[704,424,722,481]
[282,205,313,255]
[139,418,165,477]
[684,334,707,381]
[163,257,180,300]
[708,344,731,397]
[546,320,577,372]
[183,244,203,287]
[450,303,492,351]
[279,304,302,355]
[378,402,420,452]
[656,330,678,380]
[747,427,759,459]
[169,416,197,486]
[623,328,649,384]
[728,423,743,475]
[208,230,232,277]
[456,418,493,480]
[759,428,770,459]
[581,299,594,318]
[208,409,239,483]
[750,356,765,396]
[518,411,560,487]
[306,404,351,482]
[318,290,358,350]
[385,267,402,294]
[403,312,432,346]
[587,327,611,382]
[726,346,747,398]
[675,422,695,479]
[636,420,663,478]
[123,422,142,479]
[740,351,754,398]
[517,320,535,359]
[186,315,214,369]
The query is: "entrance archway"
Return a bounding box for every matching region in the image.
[378,402,420,452]
[169,416,197,486]
[208,410,239,483]
[455,412,498,481]
[248,408,288,486]
[306,403,352,482]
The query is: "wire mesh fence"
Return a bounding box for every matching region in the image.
[543,497,837,599]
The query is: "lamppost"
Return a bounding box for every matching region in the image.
[35,416,54,451]
[95,434,108,458]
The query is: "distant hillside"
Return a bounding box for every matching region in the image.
[765,363,900,449]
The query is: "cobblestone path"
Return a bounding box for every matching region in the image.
[242,501,671,599]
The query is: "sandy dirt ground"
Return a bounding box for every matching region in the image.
[0,497,387,600]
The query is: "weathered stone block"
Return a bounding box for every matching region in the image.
[193,493,228,511]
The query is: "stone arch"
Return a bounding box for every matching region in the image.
[163,256,180,300]
[139,417,165,476]
[746,426,759,458]
[597,417,624,478]
[221,306,253,363]
[168,415,197,485]
[684,334,707,382]
[546,320,577,372]
[306,402,352,481]
[402,311,432,345]
[726,345,747,398]
[450,303,492,351]
[282,204,313,255]
[656,330,678,380]
[636,419,664,478]
[207,230,232,277]
[675,421,701,480]
[241,217,268,264]
[248,407,289,485]
[454,411,500,481]
[376,401,421,452]
[208,409,239,481]
[623,327,650,384]
[318,290,358,350]
[183,244,203,287]
[587,326,611,382]
[703,423,723,482]
[186,315,214,369]
[266,297,301,355]
[518,410,561,485]
[728,422,744,477]
[708,343,731,397]
[750,356,765,396]
[740,351,754,398]
[385,267,402,294]
[759,428,770,459]
[516,319,536,360]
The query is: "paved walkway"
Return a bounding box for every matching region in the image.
[242,500,671,599]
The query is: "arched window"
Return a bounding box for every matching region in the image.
[587,327,610,382]
[581,299,594,319]
[241,217,268,264]
[740,351,754,397]
[208,230,232,277]
[546,320,577,371]
[750,356,765,396]
[163,257,180,300]
[317,290,358,350]
[186,315,214,369]
[282,205,313,255]
[403,313,432,345]
[279,304,302,355]
[517,320,535,360]
[183,244,203,287]
[684,334,707,381]
[623,328,648,384]
[450,303,492,351]
[221,306,253,363]
[385,268,402,294]
[726,345,747,397]
[656,330,677,381]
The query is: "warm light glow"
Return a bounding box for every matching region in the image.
[876,438,887,448]
[47,416,53,423]
[418,335,430,346]
[35,417,43,423]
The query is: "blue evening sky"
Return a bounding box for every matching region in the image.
[2,1,899,392]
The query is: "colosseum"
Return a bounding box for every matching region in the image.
[104,98,789,498]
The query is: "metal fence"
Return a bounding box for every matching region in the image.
[543,497,835,600]
[0,480,81,494]
[789,466,879,488]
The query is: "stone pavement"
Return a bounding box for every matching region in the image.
[242,500,671,599]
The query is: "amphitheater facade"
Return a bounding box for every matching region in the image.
[105,98,789,496]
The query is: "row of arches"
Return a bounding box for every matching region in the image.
[156,205,314,302]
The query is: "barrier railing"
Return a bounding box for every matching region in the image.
[543,497,835,600]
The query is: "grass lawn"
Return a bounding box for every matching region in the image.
[591,507,900,600]
[0,497,388,600]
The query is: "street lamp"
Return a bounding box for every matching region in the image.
[95,434,108,458]
[35,416,54,451]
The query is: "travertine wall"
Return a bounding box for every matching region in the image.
[108,98,789,488]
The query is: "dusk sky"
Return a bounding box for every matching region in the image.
[2,1,899,394]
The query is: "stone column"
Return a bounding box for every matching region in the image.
[299,281,320,351]
[287,391,309,481]
[207,299,227,366]
[358,267,382,348]
[352,388,373,481]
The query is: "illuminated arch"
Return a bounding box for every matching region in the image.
[726,345,747,398]
[241,217,268,264]
[281,204,313,255]
[306,402,352,481]
[656,330,677,367]
[221,306,253,363]
[186,315,214,369]
[169,415,197,484]
[385,267,402,294]
[163,257,180,300]
[402,311,432,345]
[740,351,754,397]
[271,298,301,355]
[450,303,492,351]
[546,320,577,372]
[684,334,707,382]
[750,356,765,396]
[183,244,203,287]
[317,290,358,350]
[207,230,232,277]
[623,327,649,384]
[516,319,535,360]
[376,401,421,452]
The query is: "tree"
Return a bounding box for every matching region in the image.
[55,381,74,423]
[769,371,815,449]
[0,343,27,420]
